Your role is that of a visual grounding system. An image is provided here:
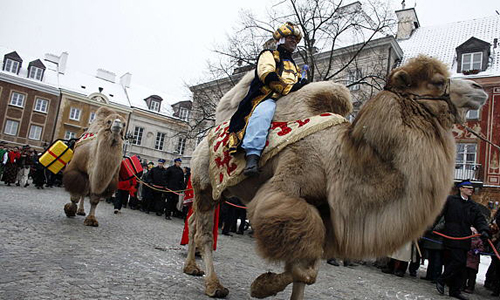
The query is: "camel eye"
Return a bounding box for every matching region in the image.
[107,120,111,124]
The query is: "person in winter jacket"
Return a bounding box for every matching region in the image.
[436,180,490,300]
[163,158,185,220]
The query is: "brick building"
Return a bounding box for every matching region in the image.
[0,47,61,150]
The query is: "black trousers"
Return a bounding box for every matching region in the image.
[114,190,129,210]
[152,190,164,213]
[463,267,478,291]
[439,248,467,295]
[425,249,444,281]
[141,188,154,212]
[221,202,236,234]
[165,192,179,217]
[232,207,247,233]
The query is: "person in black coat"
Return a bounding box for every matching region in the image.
[163,158,185,220]
[436,180,490,300]
[149,159,167,216]
[141,162,155,213]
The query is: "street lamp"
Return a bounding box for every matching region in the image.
[123,131,135,157]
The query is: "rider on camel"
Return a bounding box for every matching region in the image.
[227,22,309,177]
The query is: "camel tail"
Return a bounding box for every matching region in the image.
[63,169,89,196]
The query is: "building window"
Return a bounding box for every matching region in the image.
[10,92,25,107]
[4,59,20,73]
[132,126,144,145]
[28,66,44,80]
[461,52,482,72]
[149,100,160,112]
[155,132,166,150]
[179,107,190,121]
[64,130,76,140]
[34,98,49,113]
[28,125,43,140]
[88,112,96,124]
[455,143,479,180]
[347,69,362,91]
[69,107,81,121]
[4,120,19,135]
[466,109,479,120]
[176,137,186,155]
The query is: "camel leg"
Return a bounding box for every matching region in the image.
[83,194,100,227]
[64,194,80,217]
[248,183,324,299]
[183,210,204,276]
[290,282,306,300]
[193,190,228,298]
[77,196,86,216]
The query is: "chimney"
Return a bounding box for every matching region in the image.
[120,72,132,88]
[395,7,420,40]
[45,52,69,74]
[58,52,69,74]
[96,69,116,83]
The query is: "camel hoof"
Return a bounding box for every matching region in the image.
[64,203,77,217]
[83,216,99,227]
[250,272,290,298]
[205,281,229,298]
[184,264,205,276]
[76,209,86,216]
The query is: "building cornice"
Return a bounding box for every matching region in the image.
[60,88,132,113]
[0,72,60,96]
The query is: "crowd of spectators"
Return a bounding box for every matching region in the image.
[1,142,61,189]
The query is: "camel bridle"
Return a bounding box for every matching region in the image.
[385,79,458,123]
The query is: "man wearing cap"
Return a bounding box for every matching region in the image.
[164,158,185,220]
[149,159,167,216]
[436,180,489,300]
[227,22,309,177]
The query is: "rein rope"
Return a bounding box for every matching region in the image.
[432,231,500,260]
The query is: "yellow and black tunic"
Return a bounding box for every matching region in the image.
[227,45,301,154]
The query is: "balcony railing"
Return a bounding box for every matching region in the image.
[454,163,481,181]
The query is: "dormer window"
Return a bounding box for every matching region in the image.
[144,95,163,112]
[456,37,490,74]
[2,51,23,74]
[4,59,20,73]
[29,66,43,80]
[179,107,189,121]
[27,59,46,81]
[461,52,482,72]
[150,100,160,112]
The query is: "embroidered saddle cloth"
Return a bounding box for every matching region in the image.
[208,113,347,199]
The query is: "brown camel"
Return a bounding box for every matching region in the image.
[62,106,126,227]
[183,56,488,299]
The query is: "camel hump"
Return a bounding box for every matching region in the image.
[275,81,352,121]
[214,71,352,124]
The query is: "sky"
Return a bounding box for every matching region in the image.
[0,0,498,103]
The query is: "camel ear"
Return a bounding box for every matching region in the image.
[392,70,412,88]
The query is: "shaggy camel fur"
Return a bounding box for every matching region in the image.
[183,56,488,299]
[62,106,126,227]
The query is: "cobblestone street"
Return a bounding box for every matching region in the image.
[0,185,497,300]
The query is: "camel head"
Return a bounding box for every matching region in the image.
[386,55,488,124]
[102,114,126,138]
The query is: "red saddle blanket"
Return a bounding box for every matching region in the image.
[208,113,347,200]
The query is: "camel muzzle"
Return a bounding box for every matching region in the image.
[111,119,123,133]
